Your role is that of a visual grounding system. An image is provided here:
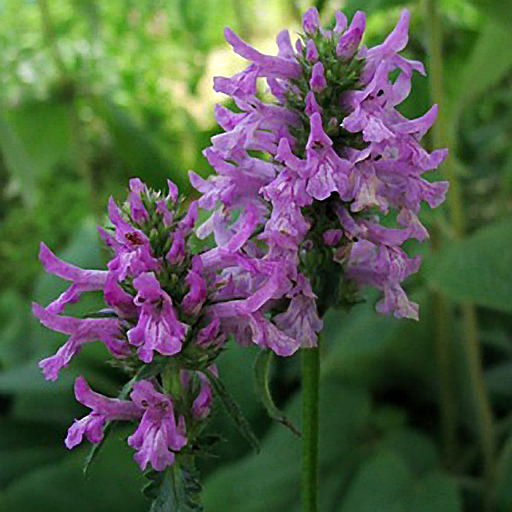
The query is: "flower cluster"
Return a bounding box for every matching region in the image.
[33,7,449,484]
[191,7,448,347]
[34,179,223,471]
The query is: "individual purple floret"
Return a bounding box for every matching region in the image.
[38,243,108,314]
[193,6,448,345]
[33,303,128,380]
[66,377,141,448]
[128,380,187,471]
[127,272,188,362]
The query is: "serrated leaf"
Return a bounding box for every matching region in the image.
[204,369,260,453]
[426,216,512,312]
[254,349,300,436]
[147,466,203,512]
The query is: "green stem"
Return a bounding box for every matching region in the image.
[424,0,495,505]
[432,288,458,466]
[424,0,464,235]
[424,0,459,469]
[302,345,320,512]
[463,303,495,510]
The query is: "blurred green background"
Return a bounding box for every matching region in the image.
[1,0,512,511]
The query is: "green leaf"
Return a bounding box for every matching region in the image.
[340,0,404,18]
[0,116,36,207]
[254,349,300,436]
[426,216,512,312]
[0,418,65,490]
[451,21,512,125]
[0,292,33,368]
[92,96,188,192]
[468,0,512,31]
[202,381,372,512]
[378,428,439,477]
[339,451,413,512]
[3,100,73,176]
[0,431,146,512]
[393,471,462,512]
[204,369,260,453]
[145,466,203,512]
[322,292,438,397]
[496,433,512,510]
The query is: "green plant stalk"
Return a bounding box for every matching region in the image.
[424,0,459,469]
[432,287,458,466]
[463,302,495,508]
[302,345,320,512]
[424,0,495,502]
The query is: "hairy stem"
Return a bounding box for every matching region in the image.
[302,345,320,512]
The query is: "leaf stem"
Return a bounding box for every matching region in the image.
[301,345,320,512]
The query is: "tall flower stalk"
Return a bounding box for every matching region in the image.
[193,7,448,510]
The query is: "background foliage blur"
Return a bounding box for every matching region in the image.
[1,0,512,511]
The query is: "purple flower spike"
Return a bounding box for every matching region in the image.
[166,228,186,265]
[128,381,187,471]
[127,273,188,362]
[249,312,301,356]
[196,318,222,346]
[66,377,141,449]
[334,11,348,34]
[38,243,108,314]
[167,179,179,203]
[33,303,127,380]
[345,241,421,320]
[191,367,217,419]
